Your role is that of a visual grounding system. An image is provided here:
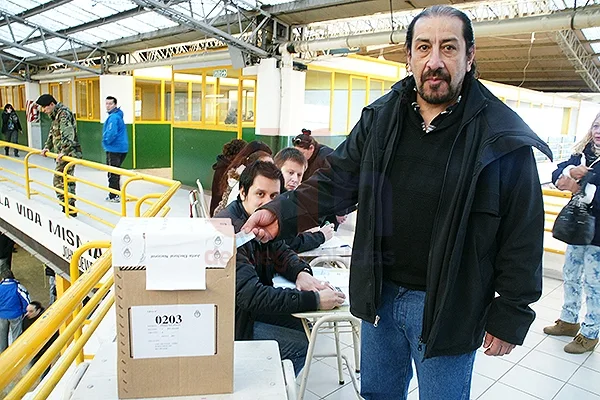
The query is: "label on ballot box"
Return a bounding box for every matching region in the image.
[112,218,235,291]
[130,304,217,359]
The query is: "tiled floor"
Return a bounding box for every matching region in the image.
[302,276,600,399]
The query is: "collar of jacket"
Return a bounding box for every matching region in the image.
[225,199,250,232]
[108,107,120,115]
[50,103,66,120]
[390,75,553,167]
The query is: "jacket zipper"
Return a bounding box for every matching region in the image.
[421,101,488,349]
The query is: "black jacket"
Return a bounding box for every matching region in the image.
[215,200,319,340]
[552,145,600,246]
[1,111,22,134]
[285,231,325,253]
[265,75,553,358]
[303,143,334,181]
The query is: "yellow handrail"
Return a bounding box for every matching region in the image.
[0,242,112,391]
[0,141,182,396]
[69,242,112,365]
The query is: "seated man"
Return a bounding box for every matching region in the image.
[274,148,334,253]
[215,161,345,374]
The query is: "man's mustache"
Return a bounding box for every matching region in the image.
[422,69,450,82]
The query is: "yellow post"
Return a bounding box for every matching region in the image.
[56,275,71,355]
[237,71,243,140]
[70,241,112,365]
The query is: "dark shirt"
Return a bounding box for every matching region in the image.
[381,91,466,291]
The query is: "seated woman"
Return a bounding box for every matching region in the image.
[213,141,272,215]
[274,147,333,253]
[544,113,600,354]
[215,161,344,374]
[210,139,247,216]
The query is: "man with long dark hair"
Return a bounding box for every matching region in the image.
[243,5,553,399]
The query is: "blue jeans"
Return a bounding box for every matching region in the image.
[0,315,23,353]
[253,320,309,376]
[361,281,476,400]
[561,244,600,340]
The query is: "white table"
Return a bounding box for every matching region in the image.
[297,236,353,258]
[70,341,288,400]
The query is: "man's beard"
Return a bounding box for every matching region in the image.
[417,68,461,105]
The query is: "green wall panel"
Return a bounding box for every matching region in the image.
[313,135,347,150]
[242,127,255,142]
[134,123,171,169]
[255,134,346,155]
[255,135,289,155]
[40,113,51,139]
[14,110,29,146]
[173,127,236,188]
[77,120,103,163]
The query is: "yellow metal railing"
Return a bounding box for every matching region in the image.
[1,141,174,226]
[0,141,182,398]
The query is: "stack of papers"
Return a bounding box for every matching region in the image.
[272,267,350,306]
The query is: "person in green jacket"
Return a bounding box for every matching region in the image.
[36,94,83,216]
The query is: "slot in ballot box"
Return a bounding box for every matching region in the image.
[112,218,235,399]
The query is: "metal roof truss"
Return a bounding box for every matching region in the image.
[0,10,120,74]
[128,0,289,61]
[0,51,37,81]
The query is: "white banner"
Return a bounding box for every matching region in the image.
[0,186,109,271]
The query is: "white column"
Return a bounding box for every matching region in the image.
[279,58,306,143]
[24,81,42,149]
[255,58,281,138]
[99,75,134,124]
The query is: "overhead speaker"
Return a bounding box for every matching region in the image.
[229,47,249,69]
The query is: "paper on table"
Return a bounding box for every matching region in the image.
[319,236,352,250]
[273,267,350,306]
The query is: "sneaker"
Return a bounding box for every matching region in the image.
[106,196,121,203]
[564,333,599,354]
[543,319,580,337]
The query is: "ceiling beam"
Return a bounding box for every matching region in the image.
[0,0,73,28]
[555,29,600,91]
[0,10,118,70]
[0,51,37,81]
[0,37,99,74]
[0,7,145,52]
[128,0,269,58]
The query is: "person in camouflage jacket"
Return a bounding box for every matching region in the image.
[36,94,83,216]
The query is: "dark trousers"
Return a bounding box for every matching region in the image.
[106,152,127,198]
[4,130,18,156]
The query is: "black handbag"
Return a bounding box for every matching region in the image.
[552,173,596,245]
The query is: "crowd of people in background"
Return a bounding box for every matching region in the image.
[0,236,58,379]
